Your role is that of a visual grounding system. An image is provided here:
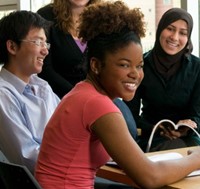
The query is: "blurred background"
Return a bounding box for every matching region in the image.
[0,0,199,64]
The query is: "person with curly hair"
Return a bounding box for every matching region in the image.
[37,0,138,143]
[37,0,101,99]
[35,1,200,189]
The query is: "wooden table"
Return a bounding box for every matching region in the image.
[96,146,200,189]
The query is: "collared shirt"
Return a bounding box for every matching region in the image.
[0,68,60,173]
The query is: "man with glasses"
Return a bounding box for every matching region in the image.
[0,10,60,174]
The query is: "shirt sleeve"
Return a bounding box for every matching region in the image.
[0,89,40,174]
[83,95,121,130]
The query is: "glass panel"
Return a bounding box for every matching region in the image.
[163,0,172,5]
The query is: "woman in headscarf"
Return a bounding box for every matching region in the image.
[125,8,200,152]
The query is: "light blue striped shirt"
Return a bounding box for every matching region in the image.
[0,68,60,173]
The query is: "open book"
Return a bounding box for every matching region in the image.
[146,119,200,152]
[106,152,200,177]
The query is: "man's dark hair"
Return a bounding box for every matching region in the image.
[0,10,51,64]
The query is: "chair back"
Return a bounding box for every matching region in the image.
[0,151,42,189]
[0,150,9,163]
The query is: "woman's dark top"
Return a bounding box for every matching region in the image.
[125,50,200,138]
[37,5,87,98]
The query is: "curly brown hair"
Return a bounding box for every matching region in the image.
[79,0,146,42]
[53,0,101,33]
[78,1,146,71]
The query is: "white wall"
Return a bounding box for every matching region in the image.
[0,0,17,11]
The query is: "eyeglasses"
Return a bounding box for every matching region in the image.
[21,39,51,50]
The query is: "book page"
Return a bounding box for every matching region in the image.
[146,119,200,152]
[148,152,200,177]
[148,152,183,161]
[106,160,119,168]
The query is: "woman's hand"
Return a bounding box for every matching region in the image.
[159,119,197,140]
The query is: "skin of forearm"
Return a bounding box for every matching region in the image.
[144,155,199,188]
[127,153,200,189]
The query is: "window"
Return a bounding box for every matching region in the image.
[163,0,172,5]
[30,0,51,12]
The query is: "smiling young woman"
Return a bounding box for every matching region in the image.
[35,2,200,189]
